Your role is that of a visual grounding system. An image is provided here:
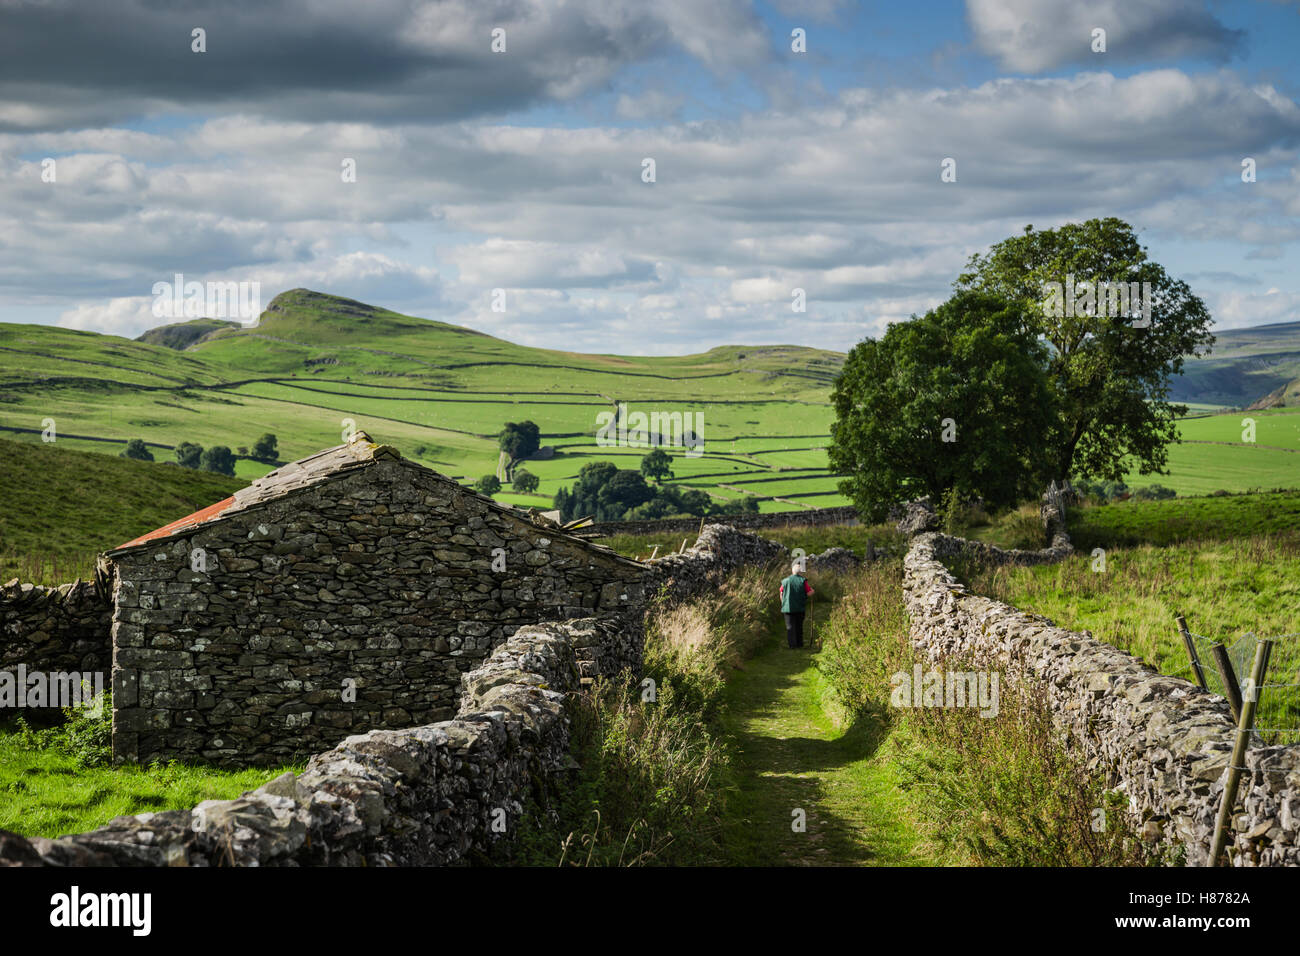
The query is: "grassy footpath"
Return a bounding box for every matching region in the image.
[719,631,934,865]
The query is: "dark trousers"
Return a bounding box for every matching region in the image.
[783,612,805,648]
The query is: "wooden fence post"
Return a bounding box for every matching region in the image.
[1209,638,1273,867]
[1209,643,1243,723]
[1177,614,1208,691]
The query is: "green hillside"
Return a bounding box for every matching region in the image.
[1247,376,1300,410]
[2,289,1297,536]
[0,289,846,520]
[0,437,244,584]
[1171,320,1300,409]
[135,317,241,350]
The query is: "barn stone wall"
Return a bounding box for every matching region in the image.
[109,458,646,767]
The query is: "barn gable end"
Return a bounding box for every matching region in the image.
[103,433,646,766]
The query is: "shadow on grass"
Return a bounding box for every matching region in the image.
[718,622,897,866]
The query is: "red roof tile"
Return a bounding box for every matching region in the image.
[116,496,238,550]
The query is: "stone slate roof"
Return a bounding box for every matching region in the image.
[105,431,638,567]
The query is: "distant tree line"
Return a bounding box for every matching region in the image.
[120,432,280,478]
[553,456,759,523]
[1073,479,1176,503]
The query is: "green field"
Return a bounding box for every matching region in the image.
[959,493,1300,738]
[0,289,846,517]
[1066,490,1300,550]
[2,290,1299,529]
[961,533,1300,738]
[0,716,298,839]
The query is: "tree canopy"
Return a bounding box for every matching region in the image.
[828,290,1056,521]
[251,433,278,462]
[640,448,674,483]
[199,445,236,476]
[174,441,202,469]
[121,438,154,462]
[498,421,541,461]
[554,460,756,522]
[512,469,539,493]
[955,217,1214,481]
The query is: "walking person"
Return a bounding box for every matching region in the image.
[779,560,814,649]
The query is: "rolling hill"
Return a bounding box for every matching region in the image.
[1171,320,1300,409]
[0,437,244,584]
[1,289,1297,555]
[0,289,847,523]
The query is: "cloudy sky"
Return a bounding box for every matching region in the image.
[2,0,1300,354]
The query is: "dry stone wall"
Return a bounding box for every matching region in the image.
[904,529,1300,867]
[0,618,604,866]
[0,520,868,867]
[0,579,111,719]
[589,504,859,538]
[643,524,791,606]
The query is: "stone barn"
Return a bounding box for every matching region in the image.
[100,432,646,767]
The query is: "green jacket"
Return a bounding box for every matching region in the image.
[781,574,809,614]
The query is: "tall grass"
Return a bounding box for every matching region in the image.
[815,558,1167,866]
[959,532,1300,675]
[0,552,97,587]
[512,562,783,866]
[815,561,910,726]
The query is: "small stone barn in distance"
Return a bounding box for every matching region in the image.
[98,432,647,767]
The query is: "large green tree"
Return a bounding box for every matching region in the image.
[251,433,278,462]
[498,421,541,461]
[512,469,539,493]
[640,448,674,483]
[199,445,236,476]
[955,218,1214,481]
[174,441,203,469]
[828,291,1056,521]
[121,438,154,462]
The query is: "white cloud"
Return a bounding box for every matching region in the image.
[1205,287,1300,330]
[56,296,157,337]
[966,0,1245,74]
[615,90,686,121]
[12,66,1300,352]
